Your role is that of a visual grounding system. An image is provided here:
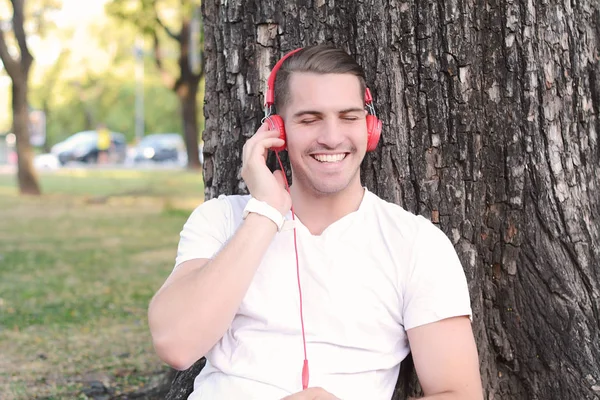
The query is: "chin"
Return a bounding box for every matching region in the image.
[291,159,362,196]
[307,178,355,196]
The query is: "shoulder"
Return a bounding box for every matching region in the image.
[218,193,252,213]
[364,189,436,240]
[175,194,250,268]
[187,193,251,225]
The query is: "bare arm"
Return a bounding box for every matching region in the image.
[148,123,290,370]
[407,316,483,400]
[148,213,278,370]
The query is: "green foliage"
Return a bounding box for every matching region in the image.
[27,0,62,36]
[105,0,189,86]
[105,0,197,34]
[26,12,185,146]
[2,0,203,147]
[105,0,165,36]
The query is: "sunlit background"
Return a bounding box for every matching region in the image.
[0,1,204,398]
[0,0,203,155]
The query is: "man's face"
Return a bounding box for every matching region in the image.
[281,72,368,197]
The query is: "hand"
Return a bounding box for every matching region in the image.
[281,387,340,400]
[241,122,291,215]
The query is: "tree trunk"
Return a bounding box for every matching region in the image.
[12,80,40,196]
[167,0,600,398]
[42,101,51,153]
[176,19,202,170]
[0,0,41,196]
[178,80,201,170]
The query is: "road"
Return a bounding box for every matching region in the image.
[0,162,188,175]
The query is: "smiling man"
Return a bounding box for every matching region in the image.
[147,45,483,400]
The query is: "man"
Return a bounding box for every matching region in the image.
[148,45,483,400]
[96,123,111,164]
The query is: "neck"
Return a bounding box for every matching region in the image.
[289,182,365,235]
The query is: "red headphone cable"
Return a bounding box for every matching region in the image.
[275,151,309,390]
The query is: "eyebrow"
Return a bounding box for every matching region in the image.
[338,107,366,114]
[291,108,365,119]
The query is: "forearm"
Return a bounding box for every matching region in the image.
[148,213,278,369]
[412,388,482,400]
[414,393,461,400]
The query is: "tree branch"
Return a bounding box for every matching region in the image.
[152,31,176,89]
[0,23,19,78]
[11,0,33,67]
[152,1,180,42]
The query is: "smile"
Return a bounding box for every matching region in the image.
[311,153,347,163]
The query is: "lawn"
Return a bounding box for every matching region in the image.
[0,168,204,399]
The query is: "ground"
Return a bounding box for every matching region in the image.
[0,167,203,399]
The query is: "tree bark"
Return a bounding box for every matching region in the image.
[167,0,600,398]
[0,0,41,196]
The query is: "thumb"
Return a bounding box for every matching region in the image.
[273,169,288,191]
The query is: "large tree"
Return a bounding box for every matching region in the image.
[166,0,600,398]
[106,0,204,170]
[0,0,39,195]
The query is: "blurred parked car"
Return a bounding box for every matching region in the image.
[132,133,185,163]
[51,130,127,165]
[176,142,204,166]
[34,153,60,170]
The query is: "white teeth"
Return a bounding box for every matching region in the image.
[313,154,346,163]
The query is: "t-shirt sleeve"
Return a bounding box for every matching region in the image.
[174,195,232,269]
[402,220,473,330]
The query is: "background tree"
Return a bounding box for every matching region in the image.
[24,12,183,149]
[0,0,39,194]
[167,0,600,398]
[106,0,204,169]
[29,48,68,152]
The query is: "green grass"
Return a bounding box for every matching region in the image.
[0,168,203,198]
[0,168,204,399]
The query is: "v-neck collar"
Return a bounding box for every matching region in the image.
[286,187,371,239]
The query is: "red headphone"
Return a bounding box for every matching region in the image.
[264,48,383,153]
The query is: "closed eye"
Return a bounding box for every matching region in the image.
[300,119,317,125]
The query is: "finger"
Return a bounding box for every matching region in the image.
[243,132,280,159]
[245,129,280,157]
[243,137,284,169]
[250,138,284,156]
[253,120,279,135]
[256,120,270,133]
[253,128,282,140]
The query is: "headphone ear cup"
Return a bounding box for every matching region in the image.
[366,115,382,152]
[267,115,287,151]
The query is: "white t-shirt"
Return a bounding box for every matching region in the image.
[174,188,472,400]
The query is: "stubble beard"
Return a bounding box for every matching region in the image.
[290,156,362,199]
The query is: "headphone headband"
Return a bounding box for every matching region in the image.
[265,47,376,110]
[265,48,303,107]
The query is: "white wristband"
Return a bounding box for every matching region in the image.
[242,198,286,232]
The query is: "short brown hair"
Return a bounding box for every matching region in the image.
[273,45,366,113]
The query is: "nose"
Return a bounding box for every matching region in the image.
[316,118,345,149]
